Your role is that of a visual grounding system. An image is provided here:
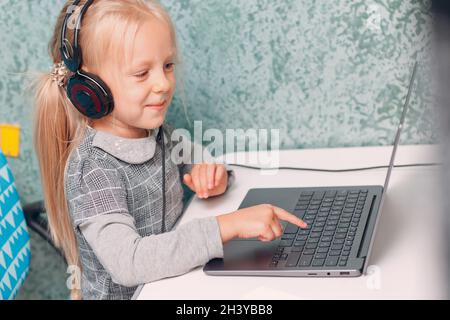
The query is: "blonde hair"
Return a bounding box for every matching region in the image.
[33,0,180,300]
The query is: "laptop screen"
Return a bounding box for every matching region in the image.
[382,62,418,196]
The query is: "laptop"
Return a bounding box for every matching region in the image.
[204,62,418,277]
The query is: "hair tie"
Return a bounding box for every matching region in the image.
[50,62,69,87]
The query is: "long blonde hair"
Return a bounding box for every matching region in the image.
[33,0,179,300]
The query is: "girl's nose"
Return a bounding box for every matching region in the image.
[152,70,171,93]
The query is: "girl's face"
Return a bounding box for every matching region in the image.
[92,18,176,138]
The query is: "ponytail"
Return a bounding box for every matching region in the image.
[33,72,87,300]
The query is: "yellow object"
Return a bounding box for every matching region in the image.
[0,124,21,157]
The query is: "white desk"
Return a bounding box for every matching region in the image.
[137,145,448,300]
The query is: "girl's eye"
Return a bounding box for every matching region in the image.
[165,63,175,71]
[135,71,149,79]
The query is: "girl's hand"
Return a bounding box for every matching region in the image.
[183,163,228,199]
[216,204,308,243]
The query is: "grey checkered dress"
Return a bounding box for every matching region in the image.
[64,125,227,300]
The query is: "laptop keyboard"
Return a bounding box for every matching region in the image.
[270,189,368,268]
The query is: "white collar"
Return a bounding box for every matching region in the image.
[89,126,162,164]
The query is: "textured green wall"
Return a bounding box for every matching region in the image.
[0,0,434,205]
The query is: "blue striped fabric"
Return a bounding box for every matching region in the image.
[0,151,31,300]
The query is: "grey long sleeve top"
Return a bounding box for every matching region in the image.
[64,124,233,300]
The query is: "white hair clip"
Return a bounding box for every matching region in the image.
[50,62,69,87]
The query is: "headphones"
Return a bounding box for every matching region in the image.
[60,0,114,119]
[60,0,167,233]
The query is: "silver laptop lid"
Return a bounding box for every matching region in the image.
[363,61,418,274]
[382,61,418,196]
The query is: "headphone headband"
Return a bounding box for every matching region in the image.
[60,0,94,72]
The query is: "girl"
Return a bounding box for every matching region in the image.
[33,0,306,300]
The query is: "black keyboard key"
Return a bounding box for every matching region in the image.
[291,246,303,252]
[321,236,333,242]
[279,239,294,247]
[307,238,319,244]
[323,231,334,237]
[281,234,295,240]
[298,255,313,267]
[303,249,315,255]
[317,247,329,253]
[312,259,325,266]
[315,253,327,259]
[331,244,343,250]
[325,256,339,266]
[280,253,288,260]
[297,235,308,241]
[294,240,306,247]
[285,252,301,267]
[325,190,337,197]
[301,191,314,197]
[306,243,318,249]
[329,250,341,256]
[312,191,325,199]
[319,242,331,248]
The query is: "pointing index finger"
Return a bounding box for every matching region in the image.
[271,206,307,228]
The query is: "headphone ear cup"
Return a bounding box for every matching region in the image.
[66,71,114,119]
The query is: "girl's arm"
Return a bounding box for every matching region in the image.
[79,213,223,287]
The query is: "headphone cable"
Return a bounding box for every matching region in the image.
[227,162,441,173]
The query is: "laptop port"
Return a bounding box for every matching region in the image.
[307,273,317,276]
[340,272,350,275]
